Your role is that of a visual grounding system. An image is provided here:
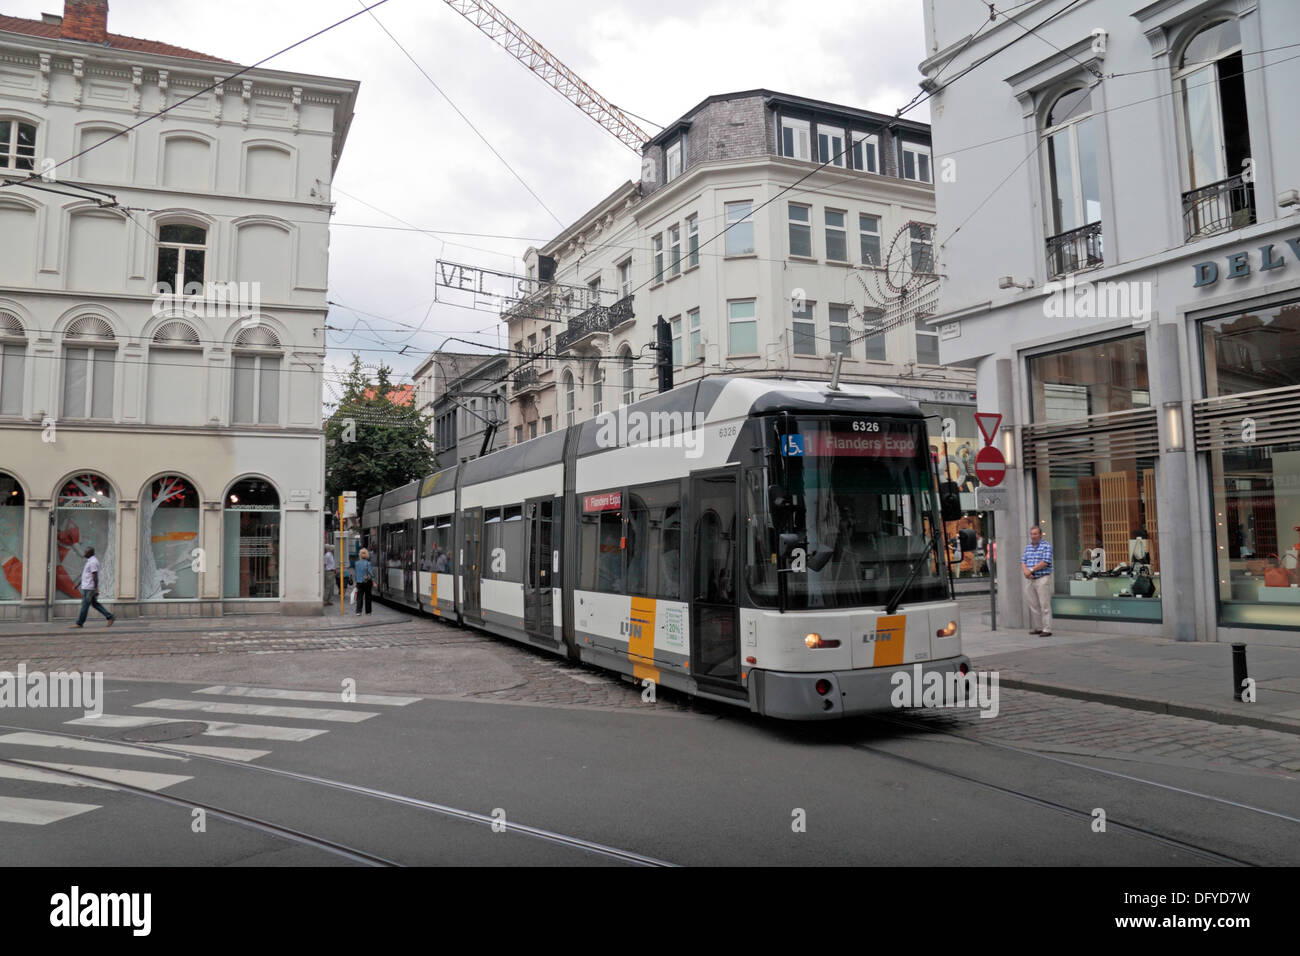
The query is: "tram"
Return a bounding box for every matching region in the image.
[362,376,970,719]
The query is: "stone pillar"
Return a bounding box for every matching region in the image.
[994,356,1025,629]
[201,501,223,602]
[1154,322,1197,641]
[117,499,138,602]
[24,498,51,610]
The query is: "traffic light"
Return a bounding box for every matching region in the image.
[655,315,673,393]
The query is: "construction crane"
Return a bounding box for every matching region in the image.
[442,0,651,153]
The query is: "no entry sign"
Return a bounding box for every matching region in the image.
[975,445,1007,487]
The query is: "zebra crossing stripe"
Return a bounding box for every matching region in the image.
[66,714,327,742]
[16,762,192,792]
[0,763,116,790]
[134,699,379,723]
[197,685,420,706]
[0,795,100,825]
[0,733,186,760]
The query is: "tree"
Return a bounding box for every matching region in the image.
[325,356,436,519]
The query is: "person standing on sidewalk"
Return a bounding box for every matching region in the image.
[353,548,373,615]
[73,546,114,628]
[1022,524,1053,636]
[323,545,337,606]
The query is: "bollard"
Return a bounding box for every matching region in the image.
[1231,643,1248,701]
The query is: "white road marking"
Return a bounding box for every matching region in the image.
[0,764,116,790]
[65,714,327,742]
[16,762,192,792]
[134,699,378,723]
[0,795,100,825]
[154,743,269,762]
[197,685,420,706]
[0,732,185,761]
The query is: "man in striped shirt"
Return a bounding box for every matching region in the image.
[1021,525,1053,636]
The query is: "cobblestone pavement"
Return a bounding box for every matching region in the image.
[3,604,1297,773]
[896,688,1300,776]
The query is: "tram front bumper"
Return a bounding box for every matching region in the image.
[749,656,974,720]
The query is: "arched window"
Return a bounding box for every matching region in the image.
[148,320,204,426]
[0,310,25,417]
[55,473,116,600]
[232,325,281,425]
[1042,87,1102,276]
[62,315,116,421]
[0,118,36,171]
[563,370,576,427]
[223,478,280,599]
[155,223,208,295]
[620,346,634,406]
[1176,19,1254,238]
[140,476,200,601]
[0,472,23,601]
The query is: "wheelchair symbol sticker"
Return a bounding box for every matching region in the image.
[782,435,805,457]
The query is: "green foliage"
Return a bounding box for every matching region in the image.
[325,356,435,517]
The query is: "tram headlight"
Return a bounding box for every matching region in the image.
[805,633,841,649]
[936,621,958,638]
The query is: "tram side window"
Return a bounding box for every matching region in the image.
[420,519,437,571]
[744,468,776,601]
[579,491,624,593]
[482,508,503,580]
[434,516,453,572]
[385,525,405,570]
[624,481,682,600]
[501,505,523,583]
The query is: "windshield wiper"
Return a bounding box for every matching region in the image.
[884,533,939,615]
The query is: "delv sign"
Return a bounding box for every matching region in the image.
[1193,237,1300,287]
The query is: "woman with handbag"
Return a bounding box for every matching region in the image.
[353,548,374,615]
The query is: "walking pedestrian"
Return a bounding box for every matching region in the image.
[353,547,373,615]
[1021,524,1053,636]
[72,546,114,628]
[323,545,337,605]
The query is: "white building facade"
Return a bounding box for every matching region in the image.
[921,0,1300,643]
[506,91,980,476]
[0,2,359,619]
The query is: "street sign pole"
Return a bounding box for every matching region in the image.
[974,413,1005,633]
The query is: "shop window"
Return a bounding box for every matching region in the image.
[1028,334,1150,423]
[140,476,200,601]
[55,473,116,601]
[1202,301,1300,629]
[0,472,23,601]
[223,478,279,598]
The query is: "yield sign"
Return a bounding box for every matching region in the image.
[975,412,1002,446]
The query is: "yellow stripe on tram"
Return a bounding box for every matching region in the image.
[628,596,661,684]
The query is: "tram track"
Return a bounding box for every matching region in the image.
[0,722,675,867]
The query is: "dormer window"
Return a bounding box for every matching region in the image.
[779,117,810,161]
[0,120,36,171]
[666,139,683,182]
[901,142,932,183]
[817,128,845,167]
[851,131,878,173]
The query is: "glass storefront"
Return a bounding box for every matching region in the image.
[1202,300,1300,628]
[921,402,991,579]
[0,472,22,601]
[223,478,280,599]
[1028,334,1162,621]
[55,473,116,601]
[140,476,200,601]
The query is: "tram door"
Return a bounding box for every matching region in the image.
[523,497,554,641]
[463,507,483,622]
[691,468,741,687]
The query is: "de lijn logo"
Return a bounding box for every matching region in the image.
[1193,238,1300,287]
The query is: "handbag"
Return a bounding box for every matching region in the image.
[1263,565,1292,588]
[349,585,358,604]
[1131,567,1156,598]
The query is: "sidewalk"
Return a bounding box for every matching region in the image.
[957,595,1300,736]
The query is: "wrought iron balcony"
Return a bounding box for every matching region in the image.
[555,295,635,353]
[1045,220,1104,279]
[513,366,542,393]
[1182,173,1256,241]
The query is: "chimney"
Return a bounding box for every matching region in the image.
[61,1,109,44]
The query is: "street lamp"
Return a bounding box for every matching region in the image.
[1163,401,1185,452]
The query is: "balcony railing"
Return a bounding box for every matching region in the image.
[513,367,541,393]
[1045,220,1104,279]
[1182,173,1256,241]
[555,295,635,353]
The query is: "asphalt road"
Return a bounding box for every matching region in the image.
[1,667,1295,866]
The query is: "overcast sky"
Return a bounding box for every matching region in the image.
[7,0,933,399]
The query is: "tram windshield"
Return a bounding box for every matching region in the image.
[747,416,948,610]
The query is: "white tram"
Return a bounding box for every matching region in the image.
[362,377,970,719]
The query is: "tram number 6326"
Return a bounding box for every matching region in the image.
[851,421,880,432]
